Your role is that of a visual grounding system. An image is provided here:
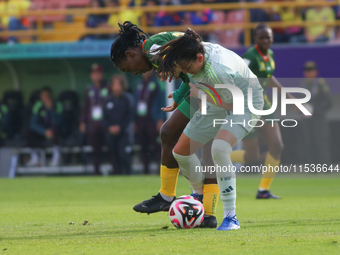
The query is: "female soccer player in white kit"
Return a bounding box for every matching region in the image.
[154,29,264,230]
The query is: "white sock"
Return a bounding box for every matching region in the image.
[211,139,236,212]
[193,188,203,195]
[160,192,174,202]
[258,188,267,192]
[50,146,60,166]
[31,150,38,160]
[224,210,236,218]
[27,149,39,166]
[172,150,204,192]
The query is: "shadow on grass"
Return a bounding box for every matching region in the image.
[0,226,184,241]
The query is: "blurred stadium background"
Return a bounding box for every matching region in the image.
[0,0,339,177]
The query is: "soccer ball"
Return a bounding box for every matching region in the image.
[169,195,204,229]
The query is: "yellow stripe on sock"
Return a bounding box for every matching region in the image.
[203,184,220,216]
[259,153,280,190]
[230,150,246,164]
[159,165,179,197]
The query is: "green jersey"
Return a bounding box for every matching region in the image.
[142,32,190,104]
[242,46,275,93]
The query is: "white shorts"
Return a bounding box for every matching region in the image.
[184,109,260,144]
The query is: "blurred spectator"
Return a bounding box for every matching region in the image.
[80,63,109,175]
[291,5,335,43]
[154,1,184,27]
[185,5,213,41]
[239,4,279,44]
[103,75,132,175]
[299,61,332,164]
[189,8,213,25]
[106,0,141,28]
[0,102,10,146]
[26,87,63,167]
[0,0,31,44]
[277,3,303,42]
[58,90,80,143]
[135,70,166,174]
[3,90,24,139]
[144,0,159,27]
[84,0,108,40]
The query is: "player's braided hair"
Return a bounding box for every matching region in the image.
[152,29,205,78]
[110,21,149,66]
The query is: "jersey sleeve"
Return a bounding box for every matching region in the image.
[172,73,191,104]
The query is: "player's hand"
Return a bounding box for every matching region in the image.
[79,122,86,133]
[45,129,53,139]
[161,93,179,112]
[160,73,178,83]
[188,82,200,98]
[109,125,120,135]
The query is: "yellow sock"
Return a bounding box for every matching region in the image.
[203,184,220,216]
[230,150,246,163]
[259,153,280,190]
[159,165,179,197]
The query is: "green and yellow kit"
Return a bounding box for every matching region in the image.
[242,45,276,139]
[142,32,198,119]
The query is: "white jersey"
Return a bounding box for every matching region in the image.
[188,42,263,112]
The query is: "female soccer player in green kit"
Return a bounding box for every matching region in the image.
[231,23,294,199]
[110,22,220,228]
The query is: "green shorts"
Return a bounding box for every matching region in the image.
[177,96,200,120]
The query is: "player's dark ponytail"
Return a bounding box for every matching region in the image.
[152,29,205,78]
[110,21,149,66]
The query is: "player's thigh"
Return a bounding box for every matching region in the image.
[201,140,217,183]
[201,139,214,167]
[215,113,250,148]
[242,137,260,164]
[258,122,284,157]
[173,132,204,156]
[183,109,227,146]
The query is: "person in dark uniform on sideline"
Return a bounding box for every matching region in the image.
[80,63,109,175]
[299,61,332,165]
[135,69,166,174]
[0,102,10,147]
[103,74,132,175]
[26,87,63,167]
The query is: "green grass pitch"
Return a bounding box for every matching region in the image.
[0,175,339,254]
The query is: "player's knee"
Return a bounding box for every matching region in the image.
[211,139,233,161]
[160,122,173,145]
[172,149,187,163]
[270,142,284,159]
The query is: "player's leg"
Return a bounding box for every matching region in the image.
[118,133,132,175]
[89,124,104,175]
[172,132,205,197]
[256,121,283,199]
[133,103,190,214]
[213,125,247,231]
[199,140,220,228]
[230,128,260,164]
